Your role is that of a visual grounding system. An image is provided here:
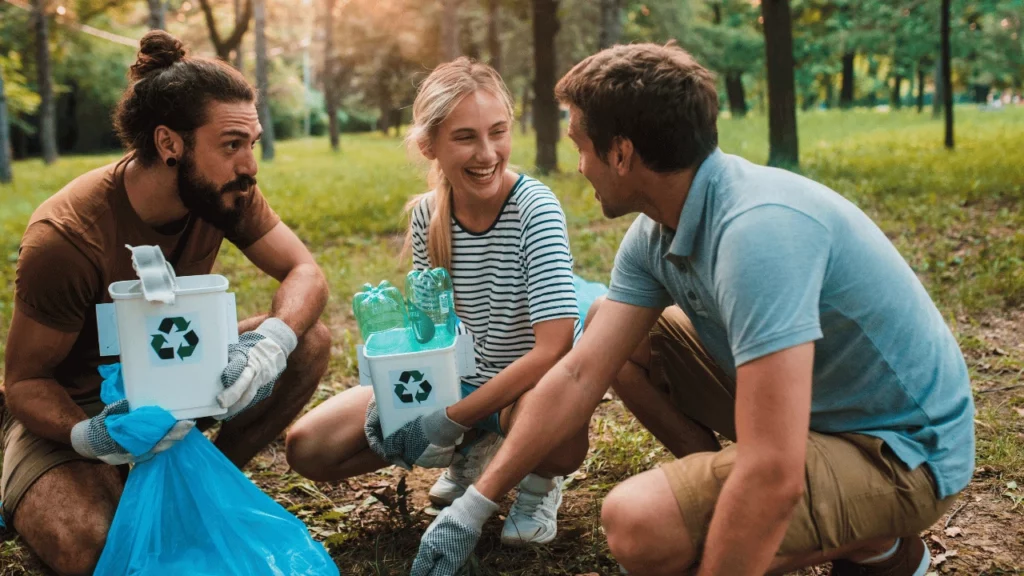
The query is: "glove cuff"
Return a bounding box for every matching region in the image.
[423,407,471,446]
[450,485,499,531]
[257,317,299,356]
[70,420,97,459]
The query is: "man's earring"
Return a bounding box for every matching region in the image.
[166,157,178,167]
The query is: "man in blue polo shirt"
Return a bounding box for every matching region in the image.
[410,44,974,576]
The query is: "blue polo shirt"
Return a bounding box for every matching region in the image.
[606,149,974,498]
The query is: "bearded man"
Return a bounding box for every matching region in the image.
[1,31,330,575]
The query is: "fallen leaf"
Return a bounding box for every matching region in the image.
[1014,407,1024,418]
[944,526,964,538]
[931,550,957,566]
[929,534,947,550]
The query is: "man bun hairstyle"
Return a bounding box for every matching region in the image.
[114,30,256,166]
[556,43,719,173]
[129,30,187,79]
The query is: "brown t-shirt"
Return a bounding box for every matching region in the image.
[11,156,280,400]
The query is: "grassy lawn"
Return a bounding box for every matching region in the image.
[1,107,1023,574]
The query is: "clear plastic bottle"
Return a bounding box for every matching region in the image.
[406,268,457,345]
[352,281,409,353]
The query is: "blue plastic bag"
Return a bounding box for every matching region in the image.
[94,364,338,576]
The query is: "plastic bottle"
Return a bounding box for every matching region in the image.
[352,281,409,354]
[406,268,457,345]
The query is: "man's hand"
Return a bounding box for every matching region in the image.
[218,317,298,420]
[364,399,469,469]
[69,400,194,465]
[411,485,498,576]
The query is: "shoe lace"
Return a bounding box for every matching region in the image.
[510,483,558,519]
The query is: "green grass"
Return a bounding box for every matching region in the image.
[2,106,1024,574]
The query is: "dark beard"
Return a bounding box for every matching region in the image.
[176,151,254,232]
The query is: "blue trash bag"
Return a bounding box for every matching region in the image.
[573,274,608,328]
[94,364,339,576]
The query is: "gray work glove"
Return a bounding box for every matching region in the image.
[411,485,498,576]
[364,398,469,469]
[70,399,195,465]
[218,317,298,420]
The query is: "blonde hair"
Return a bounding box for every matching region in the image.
[404,57,515,271]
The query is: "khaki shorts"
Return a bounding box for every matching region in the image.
[0,398,107,525]
[649,306,959,555]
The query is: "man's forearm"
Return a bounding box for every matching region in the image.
[474,354,606,499]
[269,263,328,336]
[697,463,803,576]
[5,379,88,445]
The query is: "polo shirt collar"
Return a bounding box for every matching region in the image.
[667,148,726,258]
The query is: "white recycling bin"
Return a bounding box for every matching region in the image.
[98,245,237,419]
[358,330,476,437]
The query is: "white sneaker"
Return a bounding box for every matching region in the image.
[500,473,563,546]
[428,433,502,508]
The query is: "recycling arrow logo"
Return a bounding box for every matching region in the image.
[150,316,200,361]
[394,369,433,404]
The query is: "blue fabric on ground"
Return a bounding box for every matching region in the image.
[573,274,608,328]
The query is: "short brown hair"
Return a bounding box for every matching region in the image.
[114,31,255,166]
[556,43,718,173]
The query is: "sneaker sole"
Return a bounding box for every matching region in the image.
[427,492,461,508]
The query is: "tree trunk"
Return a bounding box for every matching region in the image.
[598,0,621,49]
[147,0,166,30]
[932,58,943,118]
[323,0,339,151]
[840,51,855,108]
[487,0,501,74]
[233,0,244,70]
[532,0,559,174]
[520,82,530,135]
[761,0,798,168]
[916,64,925,113]
[891,74,902,110]
[941,0,952,149]
[198,0,253,62]
[0,70,12,183]
[725,72,746,117]
[254,0,274,160]
[823,73,834,108]
[33,0,58,165]
[440,0,460,62]
[972,84,989,104]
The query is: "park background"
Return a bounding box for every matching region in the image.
[1,0,1024,574]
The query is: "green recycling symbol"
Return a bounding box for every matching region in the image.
[150,316,200,361]
[394,370,432,404]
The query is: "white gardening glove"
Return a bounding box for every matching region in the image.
[217,317,297,420]
[411,485,498,575]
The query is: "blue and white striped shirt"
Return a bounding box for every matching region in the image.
[411,174,580,389]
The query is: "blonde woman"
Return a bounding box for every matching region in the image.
[285,58,588,550]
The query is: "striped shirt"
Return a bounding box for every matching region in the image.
[411,174,580,389]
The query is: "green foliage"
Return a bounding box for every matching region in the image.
[0,52,41,131]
